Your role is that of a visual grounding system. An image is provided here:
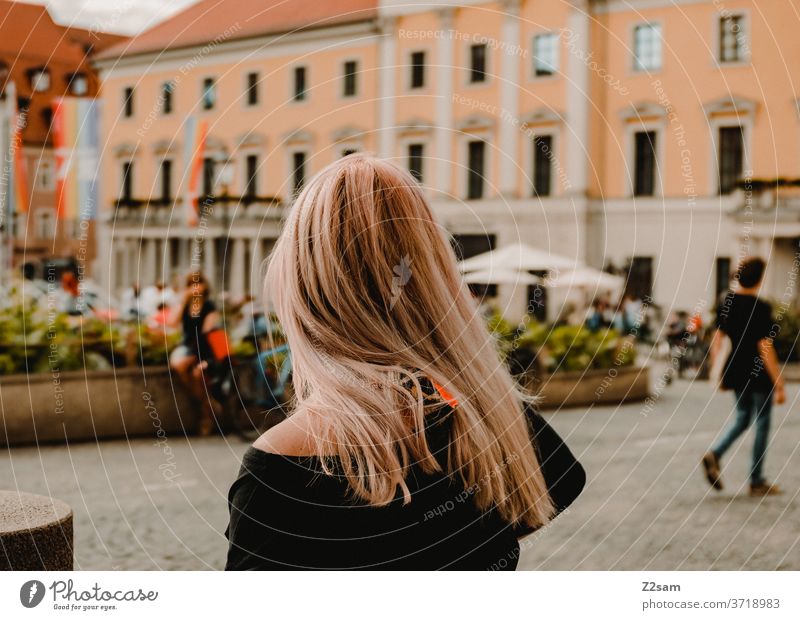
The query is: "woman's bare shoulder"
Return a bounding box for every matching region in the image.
[251,408,322,457]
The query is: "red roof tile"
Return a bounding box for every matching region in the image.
[96,0,378,61]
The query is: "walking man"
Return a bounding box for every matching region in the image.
[703,257,785,496]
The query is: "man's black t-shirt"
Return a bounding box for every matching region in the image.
[715,292,774,393]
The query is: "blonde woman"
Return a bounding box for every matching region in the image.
[225,155,585,570]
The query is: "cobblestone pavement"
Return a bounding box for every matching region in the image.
[2,374,798,570]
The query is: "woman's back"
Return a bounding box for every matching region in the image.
[225,404,585,570]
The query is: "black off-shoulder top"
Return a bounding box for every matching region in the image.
[224,403,585,571]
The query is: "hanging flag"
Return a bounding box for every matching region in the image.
[53,97,101,220]
[182,117,208,227]
[4,85,30,220]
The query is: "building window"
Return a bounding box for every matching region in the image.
[408,143,424,184]
[533,33,559,77]
[532,135,553,197]
[633,130,657,197]
[35,208,56,239]
[718,125,744,195]
[467,140,486,199]
[30,68,50,92]
[451,233,495,261]
[627,256,653,299]
[293,66,307,101]
[469,44,488,83]
[720,15,745,63]
[246,72,259,106]
[342,60,358,97]
[410,51,425,88]
[69,73,88,96]
[160,159,173,203]
[244,154,258,201]
[40,108,53,131]
[17,98,30,128]
[161,82,174,114]
[292,152,306,196]
[120,161,134,202]
[202,158,216,197]
[36,159,54,191]
[123,87,134,118]
[201,77,216,110]
[633,23,662,71]
[715,257,731,300]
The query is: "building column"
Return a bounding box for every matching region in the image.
[161,237,171,284]
[565,0,591,264]
[377,16,397,159]
[120,238,133,289]
[143,238,157,286]
[498,0,521,198]
[203,234,216,284]
[250,237,264,298]
[434,8,455,198]
[565,0,590,197]
[229,237,246,298]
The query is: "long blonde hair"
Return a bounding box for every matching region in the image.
[265,154,554,529]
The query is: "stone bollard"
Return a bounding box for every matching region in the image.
[0,490,73,570]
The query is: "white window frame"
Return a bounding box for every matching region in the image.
[408,49,429,91]
[632,22,663,72]
[160,81,175,115]
[458,130,494,200]
[526,130,559,197]
[624,120,665,198]
[340,58,360,99]
[532,32,560,78]
[715,11,750,66]
[34,207,57,239]
[243,70,261,108]
[286,149,309,199]
[31,68,50,92]
[35,157,55,192]
[291,65,309,103]
[464,42,491,87]
[240,149,263,199]
[709,120,752,196]
[200,76,217,111]
[158,157,174,203]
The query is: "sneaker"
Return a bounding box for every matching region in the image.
[702,452,723,491]
[749,482,783,497]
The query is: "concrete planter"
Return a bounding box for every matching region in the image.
[533,365,650,410]
[0,366,196,447]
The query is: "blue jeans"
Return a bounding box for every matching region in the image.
[711,389,773,486]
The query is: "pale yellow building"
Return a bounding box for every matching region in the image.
[94,0,800,315]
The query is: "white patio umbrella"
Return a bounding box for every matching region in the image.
[458,243,578,274]
[548,267,625,294]
[462,268,541,285]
